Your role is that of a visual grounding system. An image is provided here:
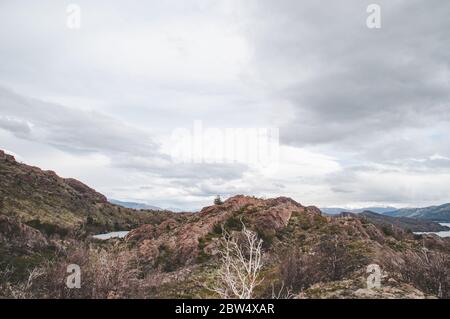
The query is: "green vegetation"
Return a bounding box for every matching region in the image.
[214,195,223,205]
[25,219,69,238]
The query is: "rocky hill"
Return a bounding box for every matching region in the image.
[0,150,178,236]
[126,195,317,268]
[126,195,450,298]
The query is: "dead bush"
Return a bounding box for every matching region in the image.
[392,250,450,299]
[1,242,147,299]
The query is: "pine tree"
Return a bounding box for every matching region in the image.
[214,195,223,205]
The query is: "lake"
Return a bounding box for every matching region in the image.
[93,231,130,240]
[414,223,450,238]
[95,224,450,239]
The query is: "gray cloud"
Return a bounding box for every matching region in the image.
[0,86,160,157]
[0,86,247,188]
[0,115,31,138]
[242,0,450,158]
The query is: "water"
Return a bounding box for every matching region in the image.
[414,223,450,238]
[92,231,129,240]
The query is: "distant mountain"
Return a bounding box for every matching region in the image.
[384,204,450,222]
[166,207,194,213]
[109,199,162,211]
[321,206,397,215]
[356,211,450,232]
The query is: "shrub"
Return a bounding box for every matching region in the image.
[212,223,223,235]
[25,219,68,238]
[256,227,275,247]
[381,224,395,237]
[155,245,176,272]
[391,250,450,299]
[224,216,243,232]
[279,236,369,293]
[279,250,321,292]
[86,216,94,225]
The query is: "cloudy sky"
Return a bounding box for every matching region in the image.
[1,0,449,210]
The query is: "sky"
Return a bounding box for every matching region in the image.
[0,0,449,210]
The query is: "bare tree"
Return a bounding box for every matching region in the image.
[271,281,295,299]
[211,223,264,299]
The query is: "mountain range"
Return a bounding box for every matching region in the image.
[384,204,450,222]
[340,211,449,233]
[321,207,397,215]
[109,199,163,211]
[322,205,450,223]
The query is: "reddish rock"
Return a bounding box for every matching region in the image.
[64,178,108,203]
[127,195,321,268]
[125,224,155,241]
[0,215,48,251]
[0,150,15,162]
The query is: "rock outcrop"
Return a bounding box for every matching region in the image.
[126,195,322,268]
[0,215,48,252]
[0,150,15,162]
[299,276,435,299]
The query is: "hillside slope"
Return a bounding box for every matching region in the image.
[0,150,179,235]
